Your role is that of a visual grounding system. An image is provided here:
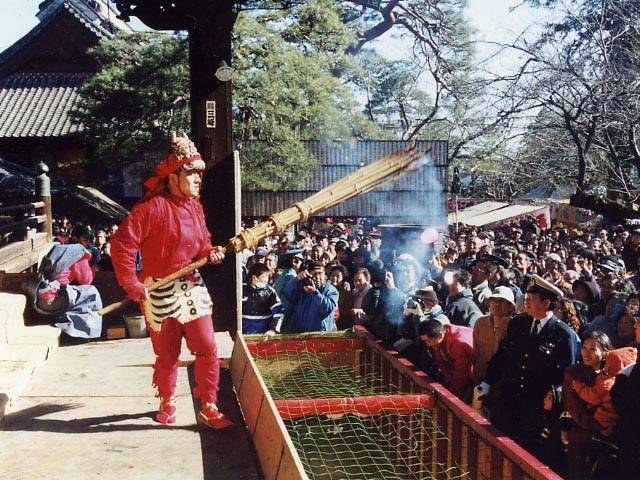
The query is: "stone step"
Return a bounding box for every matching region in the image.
[9,327,60,351]
[0,292,60,424]
[0,292,27,352]
[0,343,51,364]
[0,293,60,348]
[0,359,38,422]
[4,303,59,346]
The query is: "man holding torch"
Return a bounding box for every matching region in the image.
[101,141,426,426]
[110,133,232,429]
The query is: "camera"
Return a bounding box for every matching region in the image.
[301,276,314,287]
[406,298,420,310]
[299,259,314,273]
[559,411,574,432]
[403,296,425,317]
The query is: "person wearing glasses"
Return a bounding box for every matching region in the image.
[282,260,339,333]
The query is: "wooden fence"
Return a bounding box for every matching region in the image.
[232,328,562,480]
[0,162,53,273]
[356,326,562,480]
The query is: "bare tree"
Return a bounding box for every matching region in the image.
[501,0,640,198]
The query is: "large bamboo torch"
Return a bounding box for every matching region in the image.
[100,143,429,315]
[227,143,428,252]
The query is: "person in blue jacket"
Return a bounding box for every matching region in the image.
[282,260,339,333]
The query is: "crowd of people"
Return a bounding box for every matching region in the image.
[50,217,119,272]
[40,206,640,477]
[238,215,640,479]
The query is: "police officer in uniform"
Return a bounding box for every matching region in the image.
[481,274,577,454]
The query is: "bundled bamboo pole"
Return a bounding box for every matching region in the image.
[99,143,429,316]
[228,143,428,252]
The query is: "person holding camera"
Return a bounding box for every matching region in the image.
[282,260,339,333]
[395,287,450,372]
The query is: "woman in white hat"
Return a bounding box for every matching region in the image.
[471,286,516,383]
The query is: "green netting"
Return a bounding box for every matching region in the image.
[252,347,469,480]
[286,412,442,480]
[255,349,384,399]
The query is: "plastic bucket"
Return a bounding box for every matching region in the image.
[123,314,148,338]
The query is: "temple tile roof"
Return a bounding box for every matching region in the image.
[0,73,89,138]
[0,1,127,70]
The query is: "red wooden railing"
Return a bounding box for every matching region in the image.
[354,325,562,480]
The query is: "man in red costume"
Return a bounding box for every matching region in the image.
[110,133,232,429]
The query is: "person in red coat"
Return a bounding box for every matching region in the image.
[419,318,474,399]
[110,133,232,429]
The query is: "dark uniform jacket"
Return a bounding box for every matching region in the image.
[485,312,576,438]
[611,352,640,479]
[370,285,405,345]
[344,285,380,330]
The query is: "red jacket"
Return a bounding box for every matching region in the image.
[110,192,213,291]
[433,324,474,398]
[572,347,637,435]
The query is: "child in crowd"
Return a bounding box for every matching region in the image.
[241,262,284,338]
[571,347,637,436]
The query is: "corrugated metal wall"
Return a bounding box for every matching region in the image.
[241,140,448,224]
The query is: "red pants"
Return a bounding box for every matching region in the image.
[147,314,220,404]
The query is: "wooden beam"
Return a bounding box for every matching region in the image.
[230,334,308,480]
[0,241,52,274]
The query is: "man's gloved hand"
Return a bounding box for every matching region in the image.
[124,282,148,302]
[263,329,277,342]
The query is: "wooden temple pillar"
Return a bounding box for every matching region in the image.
[189,0,241,335]
[115,0,241,334]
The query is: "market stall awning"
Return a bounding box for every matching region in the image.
[461,203,549,227]
[448,201,508,225]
